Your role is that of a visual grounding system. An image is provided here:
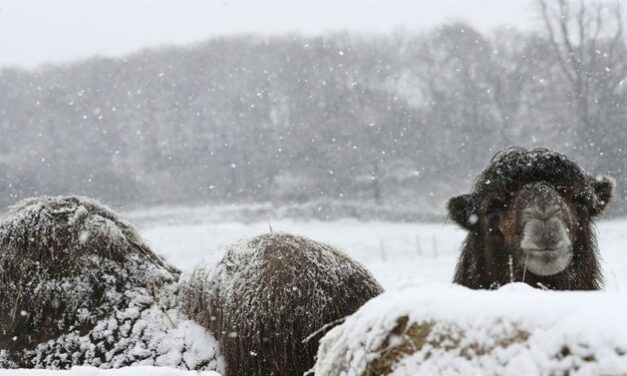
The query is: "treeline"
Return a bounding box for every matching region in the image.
[0,2,625,216]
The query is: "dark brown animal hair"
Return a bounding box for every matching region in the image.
[180,232,383,376]
[0,196,222,370]
[448,147,615,290]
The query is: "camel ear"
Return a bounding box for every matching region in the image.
[447,194,478,230]
[592,176,615,216]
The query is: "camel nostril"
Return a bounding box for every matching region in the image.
[521,215,572,252]
[527,231,571,251]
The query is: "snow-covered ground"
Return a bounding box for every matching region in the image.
[127,207,627,291]
[139,219,461,289]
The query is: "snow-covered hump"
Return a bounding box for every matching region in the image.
[0,196,222,371]
[180,232,383,376]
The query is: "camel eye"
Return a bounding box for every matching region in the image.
[486,200,504,216]
[484,200,505,233]
[574,199,588,213]
[486,211,501,226]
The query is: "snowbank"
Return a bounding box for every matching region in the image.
[0,366,219,375]
[314,283,627,375]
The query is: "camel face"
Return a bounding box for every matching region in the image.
[448,147,615,290]
[503,182,574,276]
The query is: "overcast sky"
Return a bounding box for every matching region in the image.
[0,0,541,69]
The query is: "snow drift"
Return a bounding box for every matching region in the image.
[314,283,627,375]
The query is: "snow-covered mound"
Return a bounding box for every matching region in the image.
[0,366,220,375]
[0,196,222,371]
[180,232,383,376]
[314,283,627,376]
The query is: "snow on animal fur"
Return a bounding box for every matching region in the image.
[180,232,383,376]
[0,196,222,372]
[447,147,614,290]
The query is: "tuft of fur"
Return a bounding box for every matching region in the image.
[471,147,614,216]
[180,232,383,376]
[448,147,615,290]
[0,196,222,371]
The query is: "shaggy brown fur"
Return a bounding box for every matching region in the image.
[448,147,614,290]
[180,232,383,376]
[0,196,221,370]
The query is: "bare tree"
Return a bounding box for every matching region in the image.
[537,0,626,131]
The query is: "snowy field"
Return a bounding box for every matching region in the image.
[126,206,627,291]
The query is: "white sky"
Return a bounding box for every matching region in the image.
[0,0,540,69]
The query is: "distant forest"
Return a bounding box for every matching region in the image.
[0,1,625,216]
